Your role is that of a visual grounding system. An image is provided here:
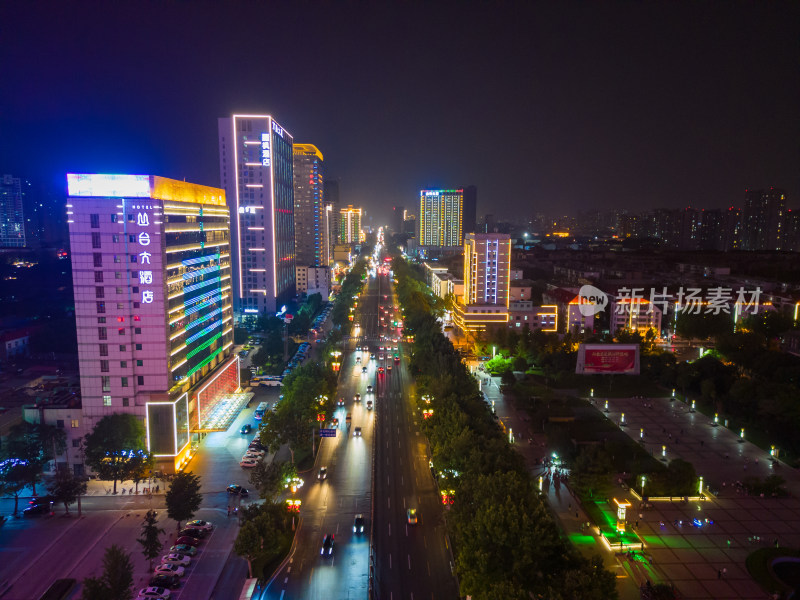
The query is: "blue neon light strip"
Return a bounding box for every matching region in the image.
[184,294,222,316]
[186,308,222,331]
[184,276,220,294]
[186,319,222,344]
[182,253,219,267]
[185,288,219,307]
[182,264,220,281]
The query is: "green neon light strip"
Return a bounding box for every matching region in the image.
[186,332,222,360]
[185,347,224,378]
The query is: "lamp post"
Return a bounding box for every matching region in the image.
[640,428,644,440]
[739,428,745,443]
[604,400,609,413]
[662,445,667,461]
[640,475,646,497]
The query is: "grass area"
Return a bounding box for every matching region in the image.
[745,547,800,596]
[579,496,643,550]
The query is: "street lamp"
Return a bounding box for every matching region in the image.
[620,412,626,425]
[640,475,646,497]
[739,428,745,443]
[604,400,609,412]
[662,445,667,460]
[713,413,719,426]
[640,428,644,440]
[691,400,696,412]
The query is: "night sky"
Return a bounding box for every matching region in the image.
[2,1,798,223]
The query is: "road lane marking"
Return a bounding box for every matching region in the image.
[279,591,285,600]
[388,497,391,508]
[428,561,431,576]
[389,522,391,536]
[390,553,392,569]
[408,555,412,570]
[406,524,408,536]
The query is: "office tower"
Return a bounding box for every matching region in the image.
[0,174,26,247]
[453,233,511,332]
[67,174,238,472]
[339,205,361,244]
[392,205,405,233]
[218,115,296,317]
[293,144,324,266]
[742,188,786,251]
[461,185,477,237]
[419,189,463,247]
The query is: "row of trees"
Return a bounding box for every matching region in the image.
[330,258,368,334]
[392,256,618,599]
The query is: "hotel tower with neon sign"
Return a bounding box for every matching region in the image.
[218,115,296,319]
[67,174,242,473]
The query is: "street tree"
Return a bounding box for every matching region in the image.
[0,459,28,516]
[48,468,88,515]
[165,471,202,530]
[81,544,134,600]
[136,509,165,571]
[83,413,148,494]
[248,459,282,499]
[234,520,261,578]
[3,421,65,495]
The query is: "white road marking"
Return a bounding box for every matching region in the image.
[389,522,391,536]
[406,524,408,536]
[388,497,391,508]
[390,553,392,569]
[408,555,412,570]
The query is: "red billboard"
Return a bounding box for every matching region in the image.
[576,344,640,375]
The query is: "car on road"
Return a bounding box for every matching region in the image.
[185,519,213,531]
[337,397,345,406]
[137,587,171,599]
[366,385,373,393]
[23,502,51,517]
[240,424,252,434]
[175,536,201,546]
[154,563,185,576]
[353,427,362,437]
[170,544,197,557]
[366,400,373,410]
[149,574,180,589]
[378,366,384,374]
[227,484,249,496]
[331,417,339,427]
[387,364,392,372]
[354,393,361,402]
[353,514,365,533]
[240,457,259,468]
[318,467,327,480]
[407,508,418,525]
[321,534,335,556]
[394,354,400,362]
[160,553,191,567]
[378,354,384,360]
[362,366,368,373]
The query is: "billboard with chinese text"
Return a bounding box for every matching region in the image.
[576,344,640,375]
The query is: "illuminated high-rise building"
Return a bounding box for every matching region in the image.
[453,232,511,332]
[67,174,239,472]
[218,115,296,317]
[0,174,26,247]
[419,189,463,247]
[292,144,324,266]
[742,188,786,251]
[339,205,361,244]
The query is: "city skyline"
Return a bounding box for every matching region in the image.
[1,2,798,224]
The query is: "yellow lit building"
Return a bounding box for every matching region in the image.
[453,233,511,333]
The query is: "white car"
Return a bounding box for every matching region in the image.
[243,451,264,461]
[153,563,185,577]
[137,587,170,599]
[161,553,191,566]
[243,448,265,457]
[353,427,362,437]
[240,457,259,468]
[185,519,214,531]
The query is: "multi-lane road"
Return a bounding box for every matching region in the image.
[263,264,458,599]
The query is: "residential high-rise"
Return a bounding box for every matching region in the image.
[453,232,511,332]
[419,189,463,247]
[339,205,361,244]
[67,174,238,473]
[218,115,296,317]
[292,144,324,267]
[392,205,405,233]
[742,188,786,251]
[0,174,26,247]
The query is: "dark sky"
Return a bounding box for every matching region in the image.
[1,1,798,223]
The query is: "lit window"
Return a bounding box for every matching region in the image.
[71,419,79,428]
[103,395,112,406]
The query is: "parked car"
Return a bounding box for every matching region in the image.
[184,520,213,532]
[148,574,180,589]
[169,544,197,556]
[178,528,206,539]
[154,563,185,577]
[136,587,171,599]
[226,484,249,496]
[175,536,201,547]
[23,502,51,517]
[160,553,190,567]
[240,457,259,468]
